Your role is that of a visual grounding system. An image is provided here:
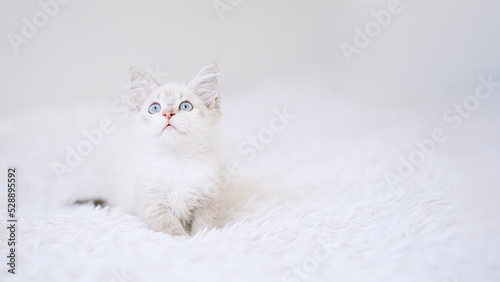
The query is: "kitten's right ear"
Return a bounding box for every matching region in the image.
[129,67,154,110]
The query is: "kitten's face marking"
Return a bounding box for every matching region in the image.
[129,65,220,146]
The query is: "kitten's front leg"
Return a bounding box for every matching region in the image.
[191,199,218,235]
[141,204,187,236]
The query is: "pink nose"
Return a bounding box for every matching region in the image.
[163,111,176,120]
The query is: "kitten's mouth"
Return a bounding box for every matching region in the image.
[163,123,176,131]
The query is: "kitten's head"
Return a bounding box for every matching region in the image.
[129,64,221,146]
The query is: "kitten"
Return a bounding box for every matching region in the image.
[107,64,222,236]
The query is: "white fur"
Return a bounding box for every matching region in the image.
[108,65,222,236]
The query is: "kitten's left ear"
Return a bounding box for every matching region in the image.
[188,64,219,109]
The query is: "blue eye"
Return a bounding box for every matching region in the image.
[148,103,161,114]
[179,101,193,111]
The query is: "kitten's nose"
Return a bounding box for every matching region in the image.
[163,111,176,120]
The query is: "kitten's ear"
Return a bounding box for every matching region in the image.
[129,67,155,110]
[188,64,219,109]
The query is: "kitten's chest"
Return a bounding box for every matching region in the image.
[158,161,211,191]
[137,155,217,218]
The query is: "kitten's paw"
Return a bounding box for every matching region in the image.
[141,205,189,236]
[167,228,188,237]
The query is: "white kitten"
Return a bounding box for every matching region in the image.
[107,65,222,236]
